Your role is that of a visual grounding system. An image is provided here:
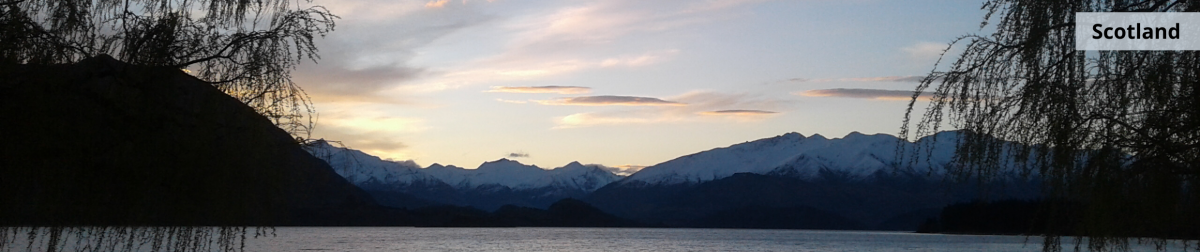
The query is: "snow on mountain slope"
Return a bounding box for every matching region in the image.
[622,131,964,185]
[422,163,472,187]
[305,140,441,187]
[426,159,622,191]
[471,159,556,189]
[307,141,622,192]
[309,130,981,191]
[551,161,623,192]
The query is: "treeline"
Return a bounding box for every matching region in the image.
[916,200,1067,235]
[918,199,1200,239]
[405,198,646,227]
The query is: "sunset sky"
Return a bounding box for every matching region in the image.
[296,0,987,171]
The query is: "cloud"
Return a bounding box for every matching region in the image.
[311,122,415,161]
[773,78,807,83]
[600,50,680,67]
[315,0,423,22]
[495,98,529,104]
[442,49,680,87]
[551,91,791,128]
[293,63,425,102]
[699,109,779,116]
[507,152,530,158]
[425,0,449,8]
[667,92,788,122]
[510,1,762,49]
[389,1,772,91]
[903,41,949,60]
[295,0,494,99]
[670,91,788,109]
[508,3,643,49]
[787,75,927,83]
[798,88,933,101]
[537,95,685,106]
[308,103,430,160]
[487,86,592,94]
[682,0,774,13]
[426,1,760,86]
[555,112,682,128]
[838,76,926,82]
[320,115,430,134]
[312,126,410,156]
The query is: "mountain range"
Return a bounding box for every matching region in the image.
[307,141,621,210]
[593,131,1041,229]
[312,130,1041,230]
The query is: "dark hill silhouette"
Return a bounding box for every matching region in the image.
[0,56,645,229]
[0,55,404,226]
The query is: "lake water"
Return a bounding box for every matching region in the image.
[241,227,1188,251]
[7,227,1189,251]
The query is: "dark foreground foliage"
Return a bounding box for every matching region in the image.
[0,56,399,251]
[0,0,337,138]
[904,0,1200,250]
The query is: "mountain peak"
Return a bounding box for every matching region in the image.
[810,133,827,140]
[915,130,971,144]
[623,130,972,185]
[839,131,896,142]
[310,139,331,146]
[781,132,804,138]
[392,159,421,168]
[555,161,609,174]
[425,163,466,171]
[479,158,537,170]
[492,158,515,163]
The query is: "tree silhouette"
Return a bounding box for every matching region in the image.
[1,1,336,251]
[903,0,1198,251]
[0,0,336,138]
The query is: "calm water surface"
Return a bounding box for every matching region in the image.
[240,227,1186,252]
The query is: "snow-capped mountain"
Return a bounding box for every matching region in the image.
[306,140,444,190]
[308,141,621,191]
[305,141,622,210]
[552,161,625,192]
[586,131,1039,230]
[426,159,552,190]
[306,130,1039,229]
[621,131,970,185]
[423,160,620,192]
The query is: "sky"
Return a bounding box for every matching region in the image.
[295,0,990,172]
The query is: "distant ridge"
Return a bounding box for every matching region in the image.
[586,130,1041,230]
[621,131,974,185]
[308,129,1041,231]
[308,141,622,210]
